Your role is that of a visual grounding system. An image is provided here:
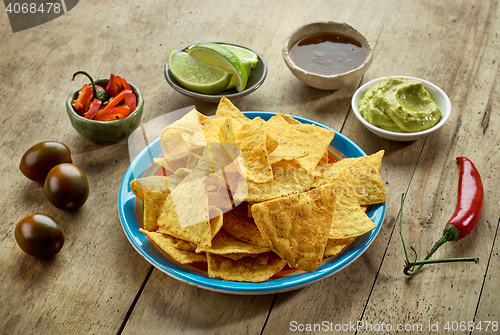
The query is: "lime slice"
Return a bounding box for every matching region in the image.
[221,44,259,69]
[168,49,231,95]
[188,43,248,92]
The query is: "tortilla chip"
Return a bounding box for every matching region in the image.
[172,238,197,252]
[142,189,170,231]
[166,108,207,132]
[130,176,171,201]
[328,171,377,239]
[139,229,207,264]
[239,161,316,202]
[293,124,335,171]
[366,149,384,173]
[159,127,193,171]
[207,252,287,282]
[324,238,354,257]
[156,192,212,248]
[209,206,224,238]
[265,122,308,164]
[191,116,229,147]
[222,203,268,246]
[215,97,249,126]
[318,150,329,165]
[265,122,334,171]
[266,133,279,154]
[251,183,336,272]
[219,117,236,144]
[196,229,271,255]
[220,252,270,262]
[279,113,302,125]
[315,152,386,205]
[235,117,273,183]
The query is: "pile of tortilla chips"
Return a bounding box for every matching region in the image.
[130,97,386,282]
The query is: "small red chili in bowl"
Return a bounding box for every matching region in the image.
[399,156,483,275]
[71,71,137,121]
[66,72,144,144]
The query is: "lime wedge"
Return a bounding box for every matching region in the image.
[188,43,248,92]
[168,49,231,95]
[220,44,259,69]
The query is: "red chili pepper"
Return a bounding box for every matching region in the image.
[105,74,118,97]
[446,157,484,239]
[84,99,102,120]
[400,157,483,275]
[93,106,131,121]
[72,84,93,116]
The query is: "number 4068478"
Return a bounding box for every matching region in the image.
[443,321,498,332]
[5,3,62,14]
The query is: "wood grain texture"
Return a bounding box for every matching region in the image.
[0,0,498,334]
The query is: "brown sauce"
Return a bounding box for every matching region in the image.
[289,33,368,76]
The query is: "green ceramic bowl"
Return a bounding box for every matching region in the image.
[66,78,144,144]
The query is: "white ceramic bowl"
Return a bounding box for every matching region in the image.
[283,21,373,90]
[351,76,451,141]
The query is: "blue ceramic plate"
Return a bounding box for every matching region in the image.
[118,112,386,295]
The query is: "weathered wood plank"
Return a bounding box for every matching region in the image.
[360,1,500,334]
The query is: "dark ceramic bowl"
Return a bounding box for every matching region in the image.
[66,78,144,144]
[165,42,267,103]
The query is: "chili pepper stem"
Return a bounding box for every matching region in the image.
[72,71,97,101]
[399,193,479,276]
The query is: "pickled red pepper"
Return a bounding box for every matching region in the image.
[71,71,136,121]
[400,157,484,276]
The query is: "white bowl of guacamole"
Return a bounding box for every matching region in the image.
[352,76,451,141]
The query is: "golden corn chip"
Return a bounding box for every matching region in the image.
[196,229,271,255]
[207,252,287,282]
[324,238,354,257]
[328,171,377,239]
[318,150,329,165]
[167,108,208,132]
[172,238,197,252]
[265,123,308,164]
[142,189,170,231]
[251,183,336,272]
[219,117,236,144]
[130,176,170,201]
[156,191,212,248]
[366,149,384,173]
[139,229,206,264]
[316,152,386,205]
[235,117,273,184]
[220,252,270,262]
[222,203,268,247]
[266,133,279,154]
[292,124,335,171]
[238,161,316,202]
[267,114,291,126]
[215,97,250,126]
[191,116,229,147]
[209,206,224,238]
[265,121,334,171]
[159,127,192,169]
[279,113,302,125]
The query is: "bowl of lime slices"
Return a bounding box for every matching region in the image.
[165,42,267,103]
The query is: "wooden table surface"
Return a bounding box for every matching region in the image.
[1,0,499,334]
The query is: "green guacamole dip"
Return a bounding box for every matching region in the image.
[358,77,442,133]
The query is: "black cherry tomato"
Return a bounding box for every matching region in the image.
[15,213,65,258]
[20,141,72,183]
[44,163,89,211]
